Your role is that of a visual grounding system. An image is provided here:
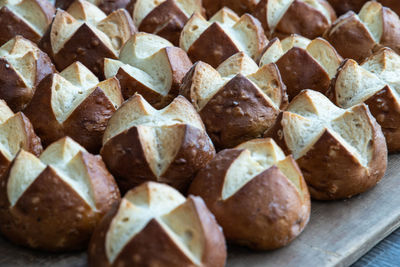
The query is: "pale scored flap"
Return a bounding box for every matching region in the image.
[358,1,383,43]
[7,137,97,210]
[334,59,388,109]
[105,182,204,265]
[51,62,121,123]
[361,48,400,100]
[132,0,202,27]
[102,95,206,178]
[260,36,341,79]
[0,99,34,162]
[180,8,264,59]
[221,138,303,200]
[188,52,282,111]
[4,0,49,35]
[0,100,13,123]
[52,1,132,56]
[104,33,174,96]
[103,94,204,144]
[0,113,33,161]
[266,0,333,32]
[328,1,383,44]
[282,90,374,166]
[0,36,43,89]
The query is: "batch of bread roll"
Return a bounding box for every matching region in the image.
[0,0,398,265]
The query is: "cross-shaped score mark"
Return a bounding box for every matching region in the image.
[265,90,387,200]
[101,94,215,191]
[180,8,267,68]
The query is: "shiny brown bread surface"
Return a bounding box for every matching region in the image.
[180,52,287,149]
[0,138,120,251]
[101,95,215,192]
[189,138,311,250]
[24,62,123,153]
[265,90,387,200]
[88,182,226,267]
[0,0,55,45]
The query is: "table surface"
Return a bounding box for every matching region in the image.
[0,230,399,266]
[353,229,400,267]
[1,154,400,267]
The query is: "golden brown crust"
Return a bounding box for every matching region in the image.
[165,47,193,95]
[33,44,58,87]
[203,0,259,17]
[0,57,34,111]
[364,86,400,152]
[264,104,388,200]
[101,126,153,191]
[41,23,116,78]
[37,17,53,57]
[327,0,366,15]
[380,6,400,54]
[0,153,9,181]
[0,7,40,45]
[0,166,93,251]
[277,0,335,39]
[187,22,241,68]
[300,108,386,200]
[54,0,75,10]
[276,46,331,100]
[116,67,166,105]
[0,0,55,45]
[323,11,377,63]
[180,58,286,149]
[263,112,289,151]
[0,152,120,251]
[252,0,269,34]
[56,0,131,14]
[23,75,62,146]
[78,152,121,213]
[114,46,192,107]
[116,197,225,267]
[39,9,136,78]
[328,57,400,153]
[87,202,119,267]
[17,112,43,157]
[0,112,43,178]
[0,40,55,112]
[138,0,189,46]
[254,0,336,39]
[184,12,267,68]
[101,124,215,192]
[99,0,131,14]
[328,0,400,16]
[189,148,310,250]
[178,61,198,103]
[64,87,118,153]
[162,125,215,190]
[191,196,227,266]
[381,0,400,15]
[24,74,120,153]
[116,219,197,267]
[88,195,226,267]
[201,74,280,148]
[324,4,400,63]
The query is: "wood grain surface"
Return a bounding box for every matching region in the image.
[353,228,400,267]
[1,154,400,267]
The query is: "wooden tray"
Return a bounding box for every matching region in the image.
[1,154,400,267]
